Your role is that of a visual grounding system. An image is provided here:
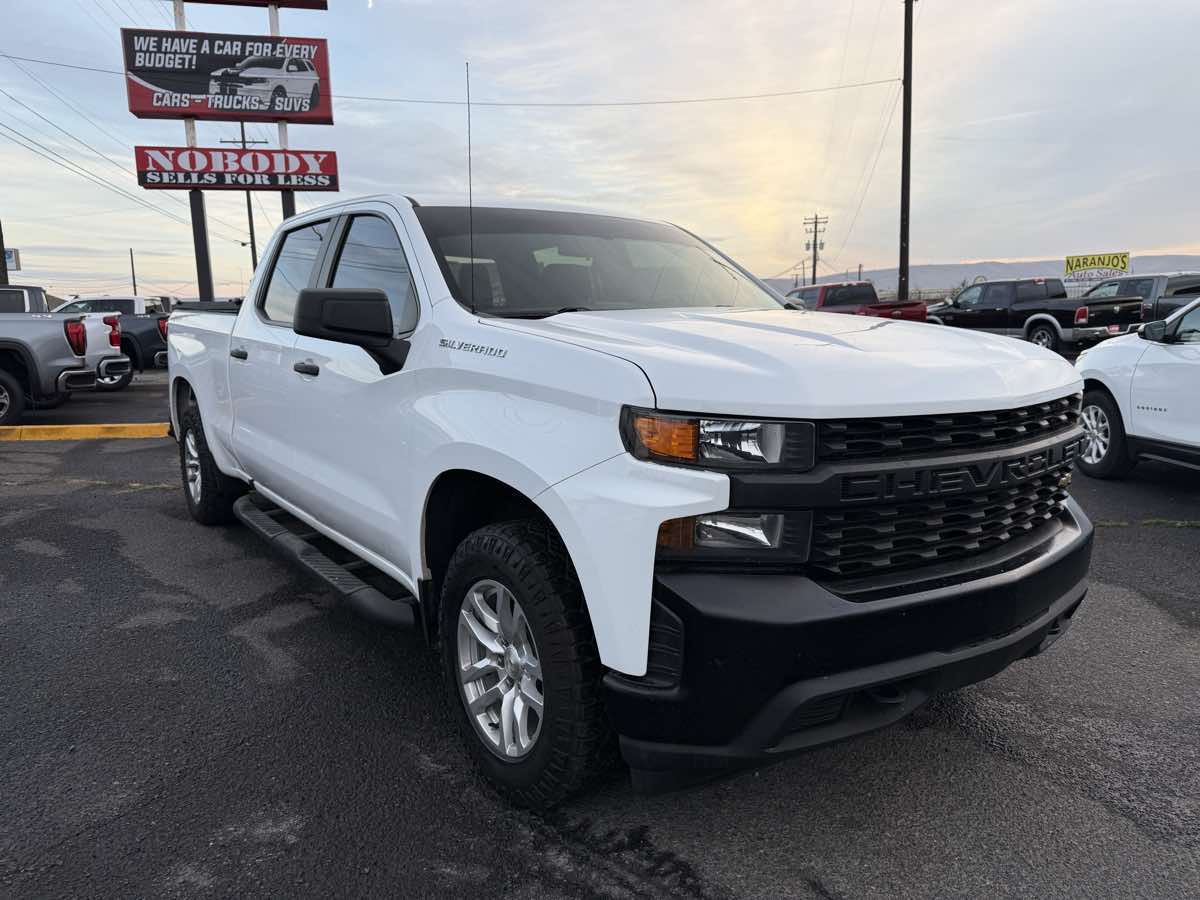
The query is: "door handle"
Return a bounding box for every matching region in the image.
[230,347,248,360]
[293,361,320,377]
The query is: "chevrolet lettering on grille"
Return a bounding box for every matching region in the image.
[839,435,1084,503]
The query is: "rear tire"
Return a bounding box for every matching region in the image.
[439,520,612,809]
[1028,323,1060,352]
[0,369,26,426]
[178,406,245,524]
[96,370,134,392]
[1077,389,1136,479]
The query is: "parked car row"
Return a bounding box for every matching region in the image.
[54,295,171,390]
[0,285,133,425]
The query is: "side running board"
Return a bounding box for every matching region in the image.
[233,492,417,629]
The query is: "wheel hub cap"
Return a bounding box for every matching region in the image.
[456,579,544,759]
[184,430,203,504]
[1081,403,1110,464]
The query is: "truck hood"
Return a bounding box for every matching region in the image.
[487,307,1082,418]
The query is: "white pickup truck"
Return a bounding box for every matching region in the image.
[168,195,1094,807]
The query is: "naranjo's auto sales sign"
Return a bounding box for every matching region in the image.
[135,146,339,191]
[122,29,333,124]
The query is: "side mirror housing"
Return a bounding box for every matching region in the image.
[1139,320,1168,343]
[294,288,411,373]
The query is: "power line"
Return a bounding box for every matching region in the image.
[0,54,899,108]
[0,119,247,243]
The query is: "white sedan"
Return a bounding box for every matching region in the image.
[1074,298,1200,477]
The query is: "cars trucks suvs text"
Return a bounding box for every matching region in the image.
[168,196,1094,807]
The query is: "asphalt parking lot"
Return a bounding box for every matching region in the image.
[1,393,1198,898]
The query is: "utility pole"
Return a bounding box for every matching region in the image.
[129,248,138,295]
[804,212,828,287]
[220,123,267,270]
[0,218,8,286]
[174,0,214,300]
[898,0,916,301]
[268,4,297,220]
[858,263,863,280]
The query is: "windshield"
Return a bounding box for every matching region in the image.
[414,206,783,318]
[236,56,279,71]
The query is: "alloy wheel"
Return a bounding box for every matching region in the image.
[96,374,122,387]
[456,579,544,759]
[1032,328,1054,347]
[184,429,203,504]
[1081,403,1110,464]
[0,384,9,420]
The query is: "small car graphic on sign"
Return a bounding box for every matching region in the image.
[209,55,319,113]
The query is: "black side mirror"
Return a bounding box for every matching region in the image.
[1138,320,1168,343]
[294,288,410,373]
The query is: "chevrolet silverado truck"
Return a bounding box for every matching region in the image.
[926,277,1142,353]
[1075,298,1200,477]
[168,197,1093,807]
[0,308,130,424]
[786,281,926,322]
[55,295,171,391]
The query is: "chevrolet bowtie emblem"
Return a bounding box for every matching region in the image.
[1058,470,1074,489]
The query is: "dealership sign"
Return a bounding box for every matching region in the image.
[135,146,338,190]
[3,248,20,272]
[184,0,328,7]
[122,28,333,124]
[1064,251,1131,281]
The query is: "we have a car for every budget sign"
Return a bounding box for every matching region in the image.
[135,146,338,190]
[121,28,333,124]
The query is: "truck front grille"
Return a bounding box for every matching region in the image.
[818,394,1080,462]
[809,471,1070,578]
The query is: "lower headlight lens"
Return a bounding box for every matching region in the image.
[658,513,786,551]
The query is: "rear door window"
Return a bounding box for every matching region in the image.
[0,289,27,312]
[329,215,420,335]
[1016,281,1047,302]
[261,220,331,325]
[984,283,1016,307]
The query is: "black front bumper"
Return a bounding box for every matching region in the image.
[605,499,1092,783]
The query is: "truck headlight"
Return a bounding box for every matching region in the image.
[621,407,815,471]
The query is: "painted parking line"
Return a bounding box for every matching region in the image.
[0,423,171,442]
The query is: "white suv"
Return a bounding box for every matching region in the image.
[1075,298,1200,477]
[210,55,320,113]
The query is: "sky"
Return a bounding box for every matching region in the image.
[2,0,1199,297]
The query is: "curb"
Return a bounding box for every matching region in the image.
[0,423,171,442]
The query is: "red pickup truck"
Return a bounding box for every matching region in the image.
[786,281,926,322]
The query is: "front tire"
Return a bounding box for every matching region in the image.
[1077,390,1136,479]
[1028,323,1060,352]
[0,369,26,425]
[440,520,611,809]
[178,406,245,524]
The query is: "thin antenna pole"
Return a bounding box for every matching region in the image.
[466,61,476,315]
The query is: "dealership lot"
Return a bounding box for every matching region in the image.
[1,424,1196,898]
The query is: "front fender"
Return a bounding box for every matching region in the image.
[536,455,728,676]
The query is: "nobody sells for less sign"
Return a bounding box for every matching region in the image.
[135,146,339,190]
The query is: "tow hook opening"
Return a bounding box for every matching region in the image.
[865,681,910,706]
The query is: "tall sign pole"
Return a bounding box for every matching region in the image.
[0,220,8,286]
[898,0,915,302]
[174,0,215,300]
[269,3,297,220]
[130,248,138,295]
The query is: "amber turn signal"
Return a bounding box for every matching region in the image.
[631,413,698,462]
